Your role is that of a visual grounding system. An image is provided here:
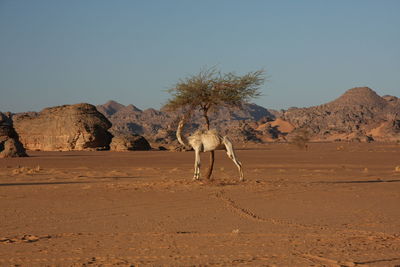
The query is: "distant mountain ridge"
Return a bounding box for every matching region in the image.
[97,87,399,144]
[96,101,279,144]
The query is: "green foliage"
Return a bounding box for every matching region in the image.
[164,67,265,123]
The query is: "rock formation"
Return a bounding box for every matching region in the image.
[110,134,151,151]
[97,87,399,144]
[96,100,127,116]
[4,86,396,153]
[282,87,400,142]
[0,112,28,158]
[97,101,278,144]
[13,103,113,151]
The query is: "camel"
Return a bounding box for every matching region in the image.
[176,118,244,181]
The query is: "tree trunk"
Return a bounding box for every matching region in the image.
[204,114,210,130]
[203,111,214,180]
[205,150,214,180]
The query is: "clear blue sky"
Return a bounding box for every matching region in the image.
[1,0,399,113]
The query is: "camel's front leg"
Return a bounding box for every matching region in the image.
[193,150,201,180]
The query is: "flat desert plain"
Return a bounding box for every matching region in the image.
[1,143,400,266]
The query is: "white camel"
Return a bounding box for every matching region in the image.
[176,118,244,181]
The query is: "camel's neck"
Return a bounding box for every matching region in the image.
[176,118,190,147]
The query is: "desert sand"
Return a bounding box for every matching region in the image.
[1,143,400,266]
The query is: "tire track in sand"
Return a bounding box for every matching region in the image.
[214,190,400,239]
[214,190,313,229]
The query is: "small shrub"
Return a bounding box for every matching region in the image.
[11,165,42,175]
[290,128,310,150]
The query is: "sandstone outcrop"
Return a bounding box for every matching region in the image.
[13,103,112,151]
[0,112,27,158]
[110,134,151,151]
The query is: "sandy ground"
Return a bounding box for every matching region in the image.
[1,143,400,266]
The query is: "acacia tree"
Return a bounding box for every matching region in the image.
[165,67,265,179]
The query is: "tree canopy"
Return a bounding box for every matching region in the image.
[165,67,265,127]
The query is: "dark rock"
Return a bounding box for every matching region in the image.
[110,134,151,151]
[0,112,27,158]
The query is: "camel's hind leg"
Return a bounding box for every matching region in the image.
[193,149,201,180]
[223,137,244,181]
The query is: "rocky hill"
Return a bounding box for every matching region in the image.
[282,87,400,142]
[97,87,399,144]
[96,101,280,144]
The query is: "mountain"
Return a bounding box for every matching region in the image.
[96,87,399,144]
[96,102,279,144]
[282,87,400,142]
[326,87,388,108]
[96,100,126,116]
